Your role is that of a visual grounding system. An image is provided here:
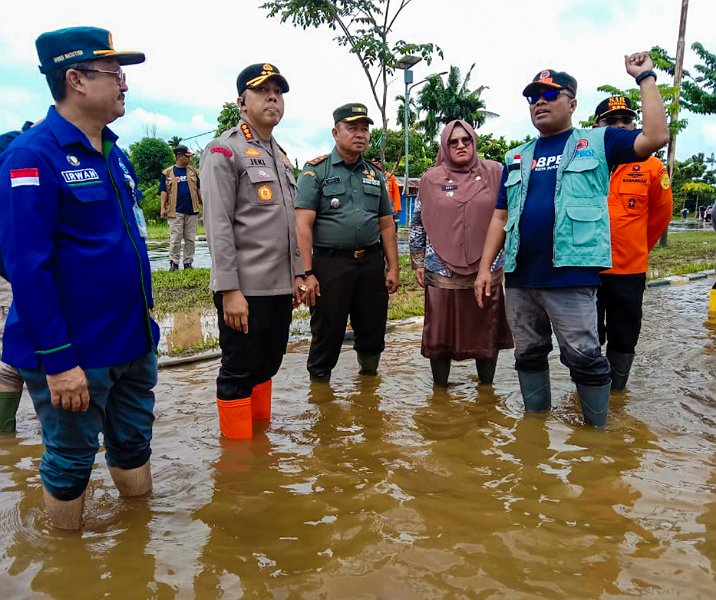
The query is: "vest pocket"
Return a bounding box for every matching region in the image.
[566,206,603,246]
[503,216,519,259]
[562,157,600,197]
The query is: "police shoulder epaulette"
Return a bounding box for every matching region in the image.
[306,155,328,166]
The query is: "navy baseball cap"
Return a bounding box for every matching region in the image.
[236,63,289,95]
[523,69,577,97]
[36,26,145,74]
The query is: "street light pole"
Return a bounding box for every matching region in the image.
[403,67,413,196]
[396,54,423,197]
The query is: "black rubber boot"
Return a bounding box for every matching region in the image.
[607,351,635,392]
[169,261,179,271]
[475,356,498,385]
[517,370,551,412]
[430,358,451,388]
[576,382,610,428]
[357,353,380,375]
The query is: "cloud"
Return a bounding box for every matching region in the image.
[1,0,714,164]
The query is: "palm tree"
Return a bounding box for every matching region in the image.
[167,136,183,150]
[417,64,498,140]
[395,94,418,130]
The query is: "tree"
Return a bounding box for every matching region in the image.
[395,94,418,129]
[671,153,716,213]
[215,101,241,137]
[475,134,532,163]
[416,64,497,140]
[261,0,442,160]
[167,136,183,149]
[128,137,174,188]
[681,42,716,114]
[366,127,436,178]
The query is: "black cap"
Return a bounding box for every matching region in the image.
[523,69,577,97]
[36,26,145,74]
[236,63,289,95]
[173,144,194,156]
[594,96,637,121]
[333,103,374,125]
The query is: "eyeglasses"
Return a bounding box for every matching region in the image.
[447,136,474,148]
[74,67,126,85]
[598,115,634,126]
[526,89,572,105]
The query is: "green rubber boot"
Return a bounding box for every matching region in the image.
[357,352,381,376]
[0,390,22,433]
[517,370,551,412]
[576,382,610,428]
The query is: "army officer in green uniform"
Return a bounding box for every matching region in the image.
[296,103,400,381]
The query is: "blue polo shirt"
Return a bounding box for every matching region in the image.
[0,106,159,374]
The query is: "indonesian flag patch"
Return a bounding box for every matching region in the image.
[10,168,40,187]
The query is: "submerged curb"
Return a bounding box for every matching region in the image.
[158,271,715,369]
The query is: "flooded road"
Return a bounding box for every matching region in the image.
[1,278,715,598]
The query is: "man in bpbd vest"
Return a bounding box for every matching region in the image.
[160,144,202,270]
[475,52,668,427]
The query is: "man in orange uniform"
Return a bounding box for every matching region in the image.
[593,96,673,390]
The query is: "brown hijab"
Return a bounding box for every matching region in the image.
[418,120,502,275]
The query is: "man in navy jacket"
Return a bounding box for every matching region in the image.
[0,27,159,529]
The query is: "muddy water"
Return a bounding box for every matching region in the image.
[1,278,715,598]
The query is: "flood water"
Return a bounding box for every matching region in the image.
[1,278,715,598]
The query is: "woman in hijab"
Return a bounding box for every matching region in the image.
[409,120,513,387]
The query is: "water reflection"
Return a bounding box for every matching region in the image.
[0,279,715,597]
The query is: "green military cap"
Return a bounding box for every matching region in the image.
[333,103,374,125]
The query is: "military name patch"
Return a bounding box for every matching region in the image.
[211,146,233,158]
[362,178,381,187]
[246,158,266,167]
[61,168,100,185]
[323,176,341,186]
[441,184,458,191]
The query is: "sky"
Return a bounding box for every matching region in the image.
[1,0,714,166]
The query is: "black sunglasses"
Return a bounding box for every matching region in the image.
[598,115,634,126]
[526,89,572,105]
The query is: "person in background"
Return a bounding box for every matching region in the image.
[410,119,513,387]
[160,144,202,270]
[592,96,673,391]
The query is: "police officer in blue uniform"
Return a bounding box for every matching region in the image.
[0,27,159,529]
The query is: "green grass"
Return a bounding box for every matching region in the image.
[648,230,716,279]
[151,233,715,324]
[152,268,213,316]
[147,221,206,241]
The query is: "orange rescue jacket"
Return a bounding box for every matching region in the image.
[603,156,673,275]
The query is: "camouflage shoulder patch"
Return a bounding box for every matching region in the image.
[306,155,328,166]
